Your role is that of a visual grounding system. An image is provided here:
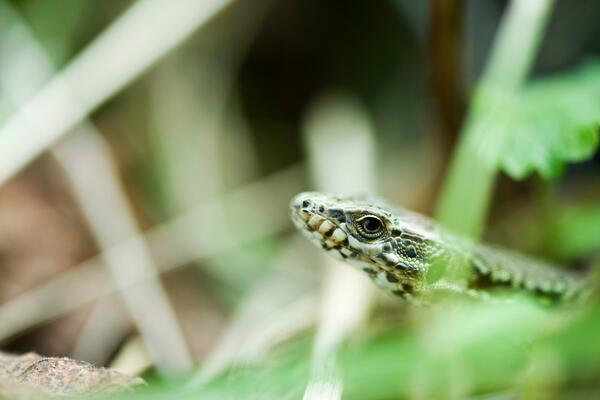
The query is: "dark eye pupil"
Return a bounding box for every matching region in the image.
[362,217,382,232]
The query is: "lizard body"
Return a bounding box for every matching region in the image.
[290,192,584,302]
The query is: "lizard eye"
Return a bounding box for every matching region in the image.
[356,215,386,239]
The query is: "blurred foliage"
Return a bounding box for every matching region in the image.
[109,297,600,399]
[545,205,600,261]
[0,0,599,399]
[499,59,600,180]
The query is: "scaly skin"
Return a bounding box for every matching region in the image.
[290,192,584,302]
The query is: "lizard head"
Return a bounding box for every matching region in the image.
[290,192,438,298]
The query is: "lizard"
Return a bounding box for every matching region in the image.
[290,191,586,303]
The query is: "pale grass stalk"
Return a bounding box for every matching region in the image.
[0,0,236,187]
[150,0,272,211]
[0,258,110,342]
[151,58,228,209]
[0,165,303,343]
[71,296,131,365]
[189,264,319,386]
[109,336,154,376]
[148,0,271,272]
[149,1,281,375]
[302,93,377,400]
[54,133,194,372]
[303,261,372,400]
[0,4,192,372]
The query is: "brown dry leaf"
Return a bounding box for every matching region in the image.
[0,352,144,399]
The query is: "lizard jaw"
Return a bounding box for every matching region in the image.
[290,193,352,255]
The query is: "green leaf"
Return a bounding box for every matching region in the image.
[546,205,600,261]
[499,59,600,180]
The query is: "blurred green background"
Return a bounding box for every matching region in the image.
[0,0,599,398]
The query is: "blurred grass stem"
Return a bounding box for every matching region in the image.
[189,267,318,386]
[71,296,132,365]
[54,134,194,372]
[302,93,377,400]
[435,0,555,237]
[0,165,303,343]
[149,0,273,213]
[0,3,193,373]
[0,0,235,187]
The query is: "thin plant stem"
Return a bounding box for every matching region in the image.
[302,93,377,400]
[435,0,555,237]
[0,0,235,187]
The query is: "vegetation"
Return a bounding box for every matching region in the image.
[0,0,598,399]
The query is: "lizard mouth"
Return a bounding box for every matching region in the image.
[290,193,351,253]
